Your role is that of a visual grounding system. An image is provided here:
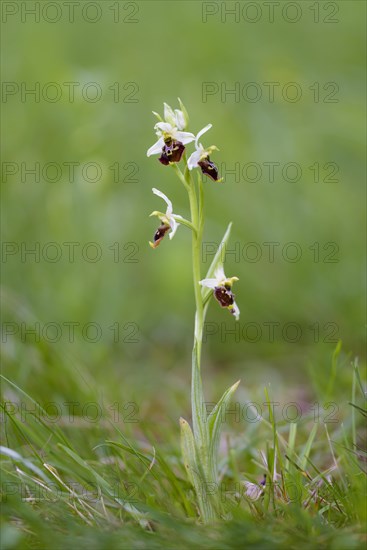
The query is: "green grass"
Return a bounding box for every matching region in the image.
[1,344,366,549]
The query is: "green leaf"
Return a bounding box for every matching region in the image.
[299,423,318,470]
[180,418,202,487]
[207,380,240,480]
[180,418,205,504]
[180,418,218,523]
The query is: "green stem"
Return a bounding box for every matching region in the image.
[189,188,203,347]
[186,161,218,522]
[172,215,197,235]
[171,163,190,192]
[173,159,217,522]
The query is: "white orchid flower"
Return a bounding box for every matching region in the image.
[187,124,220,181]
[149,188,182,248]
[187,124,212,169]
[147,100,194,163]
[200,266,240,320]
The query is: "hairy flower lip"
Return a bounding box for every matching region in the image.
[214,286,235,307]
[159,139,185,165]
[149,223,171,249]
[198,157,219,181]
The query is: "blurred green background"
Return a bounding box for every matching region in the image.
[1,0,365,412]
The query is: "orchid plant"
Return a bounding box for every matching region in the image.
[147,100,240,522]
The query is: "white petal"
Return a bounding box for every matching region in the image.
[214,265,226,283]
[187,149,202,170]
[152,188,172,214]
[195,124,212,147]
[164,103,176,126]
[174,130,195,145]
[155,121,174,135]
[199,277,218,289]
[169,217,180,239]
[147,137,164,157]
[174,109,186,130]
